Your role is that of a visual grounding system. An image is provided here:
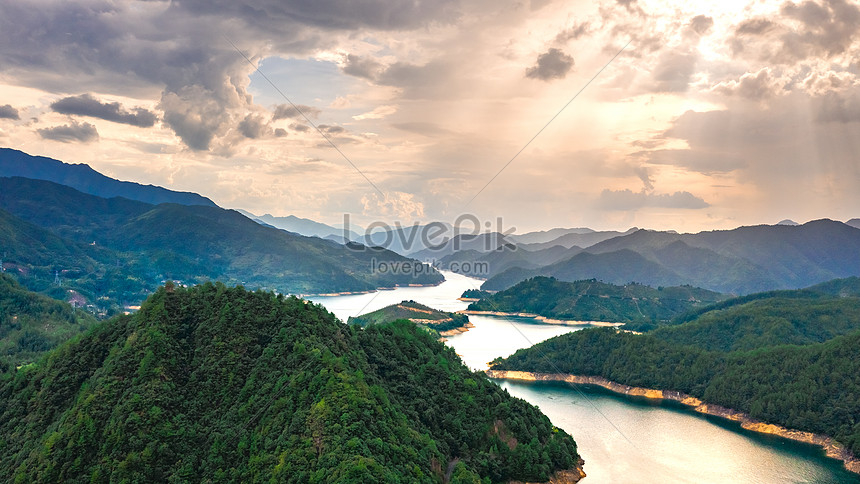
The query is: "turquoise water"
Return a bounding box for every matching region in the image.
[311,271,859,483]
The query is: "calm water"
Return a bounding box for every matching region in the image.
[310,271,858,483]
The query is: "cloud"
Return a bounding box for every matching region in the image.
[712,68,783,100]
[273,104,321,120]
[290,122,311,132]
[37,120,99,143]
[318,124,346,134]
[353,105,396,120]
[50,93,157,127]
[361,191,425,219]
[597,189,709,210]
[554,23,590,44]
[525,48,575,81]
[391,122,453,137]
[634,149,747,174]
[0,0,464,151]
[0,104,19,120]
[731,0,860,64]
[342,54,384,80]
[816,89,860,123]
[689,15,714,35]
[651,51,697,92]
[238,114,273,139]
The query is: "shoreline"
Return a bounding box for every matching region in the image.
[461,310,623,328]
[304,281,443,297]
[485,370,860,475]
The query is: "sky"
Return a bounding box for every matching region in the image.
[1,0,859,234]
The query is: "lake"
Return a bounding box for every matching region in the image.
[310,271,858,483]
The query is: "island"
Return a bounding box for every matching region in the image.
[348,300,474,338]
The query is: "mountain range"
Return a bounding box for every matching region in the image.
[0,148,216,207]
[472,221,860,295]
[0,174,441,311]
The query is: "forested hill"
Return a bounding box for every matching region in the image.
[468,276,725,326]
[0,274,97,371]
[491,328,860,464]
[348,300,470,332]
[490,280,860,463]
[0,284,581,482]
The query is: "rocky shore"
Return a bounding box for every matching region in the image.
[485,370,860,475]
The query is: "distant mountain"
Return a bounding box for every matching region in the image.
[847,218,860,229]
[0,284,582,482]
[469,276,725,327]
[484,221,860,294]
[237,210,362,241]
[436,244,579,279]
[0,177,443,307]
[507,227,595,245]
[410,232,511,261]
[777,219,799,226]
[0,148,216,207]
[515,227,637,250]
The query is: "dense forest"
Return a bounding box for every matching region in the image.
[491,280,860,460]
[469,276,724,330]
[0,283,580,482]
[0,274,97,372]
[348,300,470,332]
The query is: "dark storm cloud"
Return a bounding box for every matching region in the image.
[51,94,157,127]
[37,120,99,143]
[177,0,462,32]
[596,189,709,210]
[273,104,321,120]
[0,0,464,151]
[525,48,575,81]
[0,105,19,120]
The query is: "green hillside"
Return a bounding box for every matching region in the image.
[0,284,580,482]
[0,274,97,371]
[470,276,725,329]
[348,300,470,332]
[491,280,860,462]
[0,177,443,307]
